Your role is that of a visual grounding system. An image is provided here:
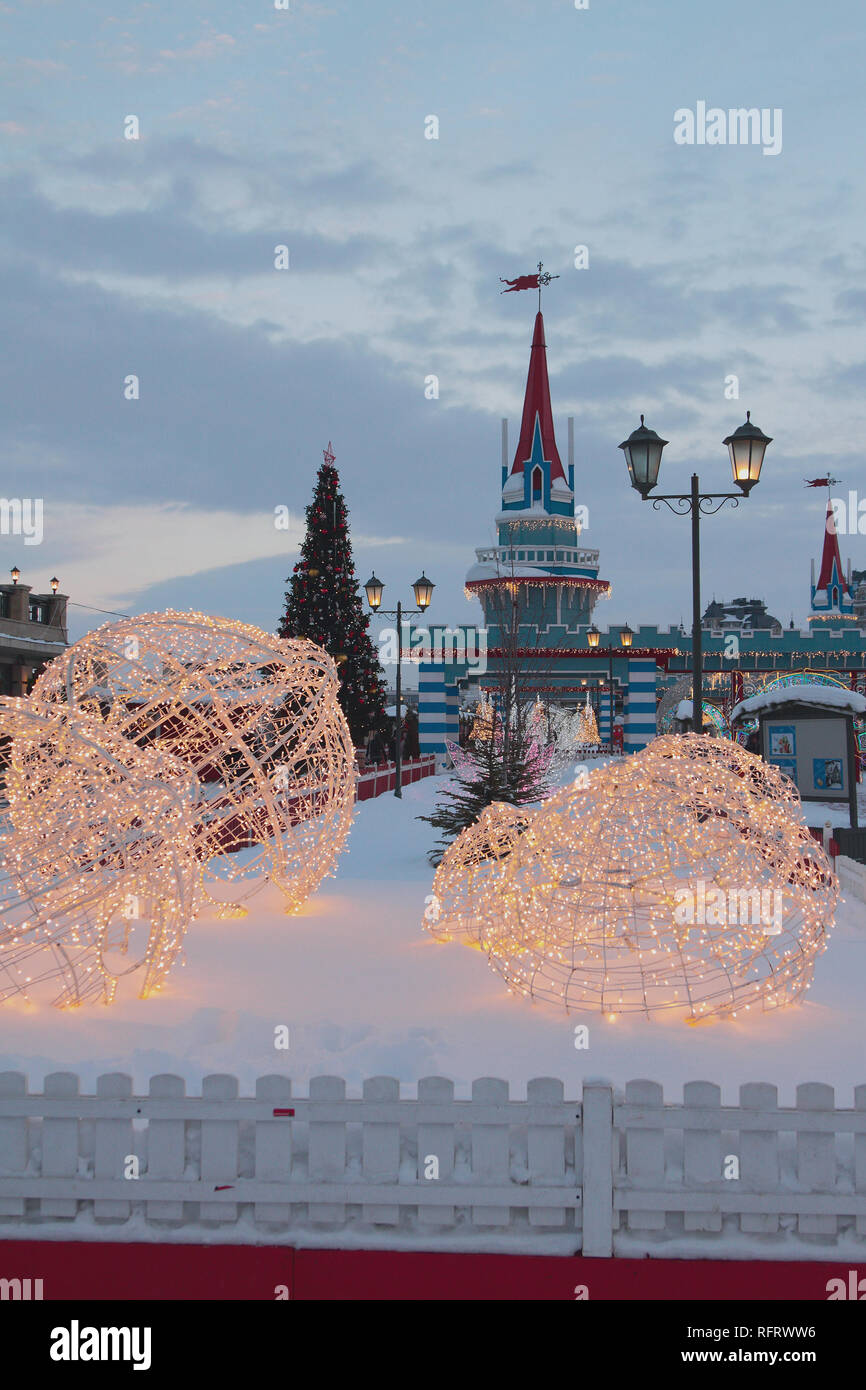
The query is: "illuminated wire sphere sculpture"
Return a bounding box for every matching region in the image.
[427,736,836,1023]
[32,611,357,915]
[426,799,531,947]
[634,733,802,809]
[0,697,202,1007]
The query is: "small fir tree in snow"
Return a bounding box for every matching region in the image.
[418,709,551,864]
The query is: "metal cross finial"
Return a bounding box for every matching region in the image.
[536,259,560,310]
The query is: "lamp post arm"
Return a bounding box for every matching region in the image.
[649,491,741,518]
[641,479,753,728]
[372,608,424,619]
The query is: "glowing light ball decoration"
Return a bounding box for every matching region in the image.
[635,733,801,809]
[0,697,201,1007]
[32,612,356,915]
[428,737,836,1023]
[632,734,809,882]
[427,800,532,946]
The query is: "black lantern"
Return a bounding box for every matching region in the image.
[619,416,668,498]
[364,574,384,611]
[619,624,634,648]
[412,573,435,611]
[586,624,601,649]
[723,412,772,494]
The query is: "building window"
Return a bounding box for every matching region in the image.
[0,594,7,618]
[546,550,554,560]
[531,466,543,501]
[517,551,525,561]
[29,601,50,624]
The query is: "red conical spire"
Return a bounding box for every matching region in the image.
[509,312,567,482]
[816,499,849,594]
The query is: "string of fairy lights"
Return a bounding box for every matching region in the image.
[464,577,612,602]
[0,611,356,1008]
[0,698,202,1007]
[32,611,356,917]
[427,734,836,1024]
[496,514,587,532]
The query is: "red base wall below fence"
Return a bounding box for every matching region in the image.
[355,756,435,801]
[2,1240,863,1301]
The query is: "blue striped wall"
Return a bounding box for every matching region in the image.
[599,690,612,743]
[418,665,459,755]
[625,658,657,754]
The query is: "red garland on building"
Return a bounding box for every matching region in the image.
[279,443,387,745]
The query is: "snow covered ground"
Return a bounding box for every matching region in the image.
[1,770,864,1104]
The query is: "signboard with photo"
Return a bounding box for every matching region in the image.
[768,725,796,757]
[753,701,859,828]
[770,756,797,782]
[813,757,844,791]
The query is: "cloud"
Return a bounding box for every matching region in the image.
[0,252,494,552]
[167,96,240,122]
[159,34,236,62]
[0,171,390,279]
[18,58,67,74]
[833,288,866,321]
[476,160,538,184]
[21,500,406,615]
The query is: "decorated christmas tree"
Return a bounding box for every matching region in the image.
[279,444,386,745]
[470,694,495,742]
[576,692,599,745]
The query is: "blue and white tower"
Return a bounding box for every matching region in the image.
[465,311,610,649]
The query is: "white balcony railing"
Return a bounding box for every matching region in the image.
[475,545,600,569]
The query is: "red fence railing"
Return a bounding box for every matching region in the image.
[355,755,436,801]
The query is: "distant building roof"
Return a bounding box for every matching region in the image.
[731,684,866,721]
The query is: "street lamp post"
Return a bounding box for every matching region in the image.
[619,413,771,732]
[587,622,633,745]
[617,624,634,744]
[587,623,606,740]
[364,572,434,799]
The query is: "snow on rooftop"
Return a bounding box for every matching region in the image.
[0,633,66,648]
[731,684,866,722]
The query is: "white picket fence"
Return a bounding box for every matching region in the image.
[1,1072,866,1256]
[837,854,866,906]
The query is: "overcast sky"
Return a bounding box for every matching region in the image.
[1,0,863,655]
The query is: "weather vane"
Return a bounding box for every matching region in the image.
[500,259,560,311]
